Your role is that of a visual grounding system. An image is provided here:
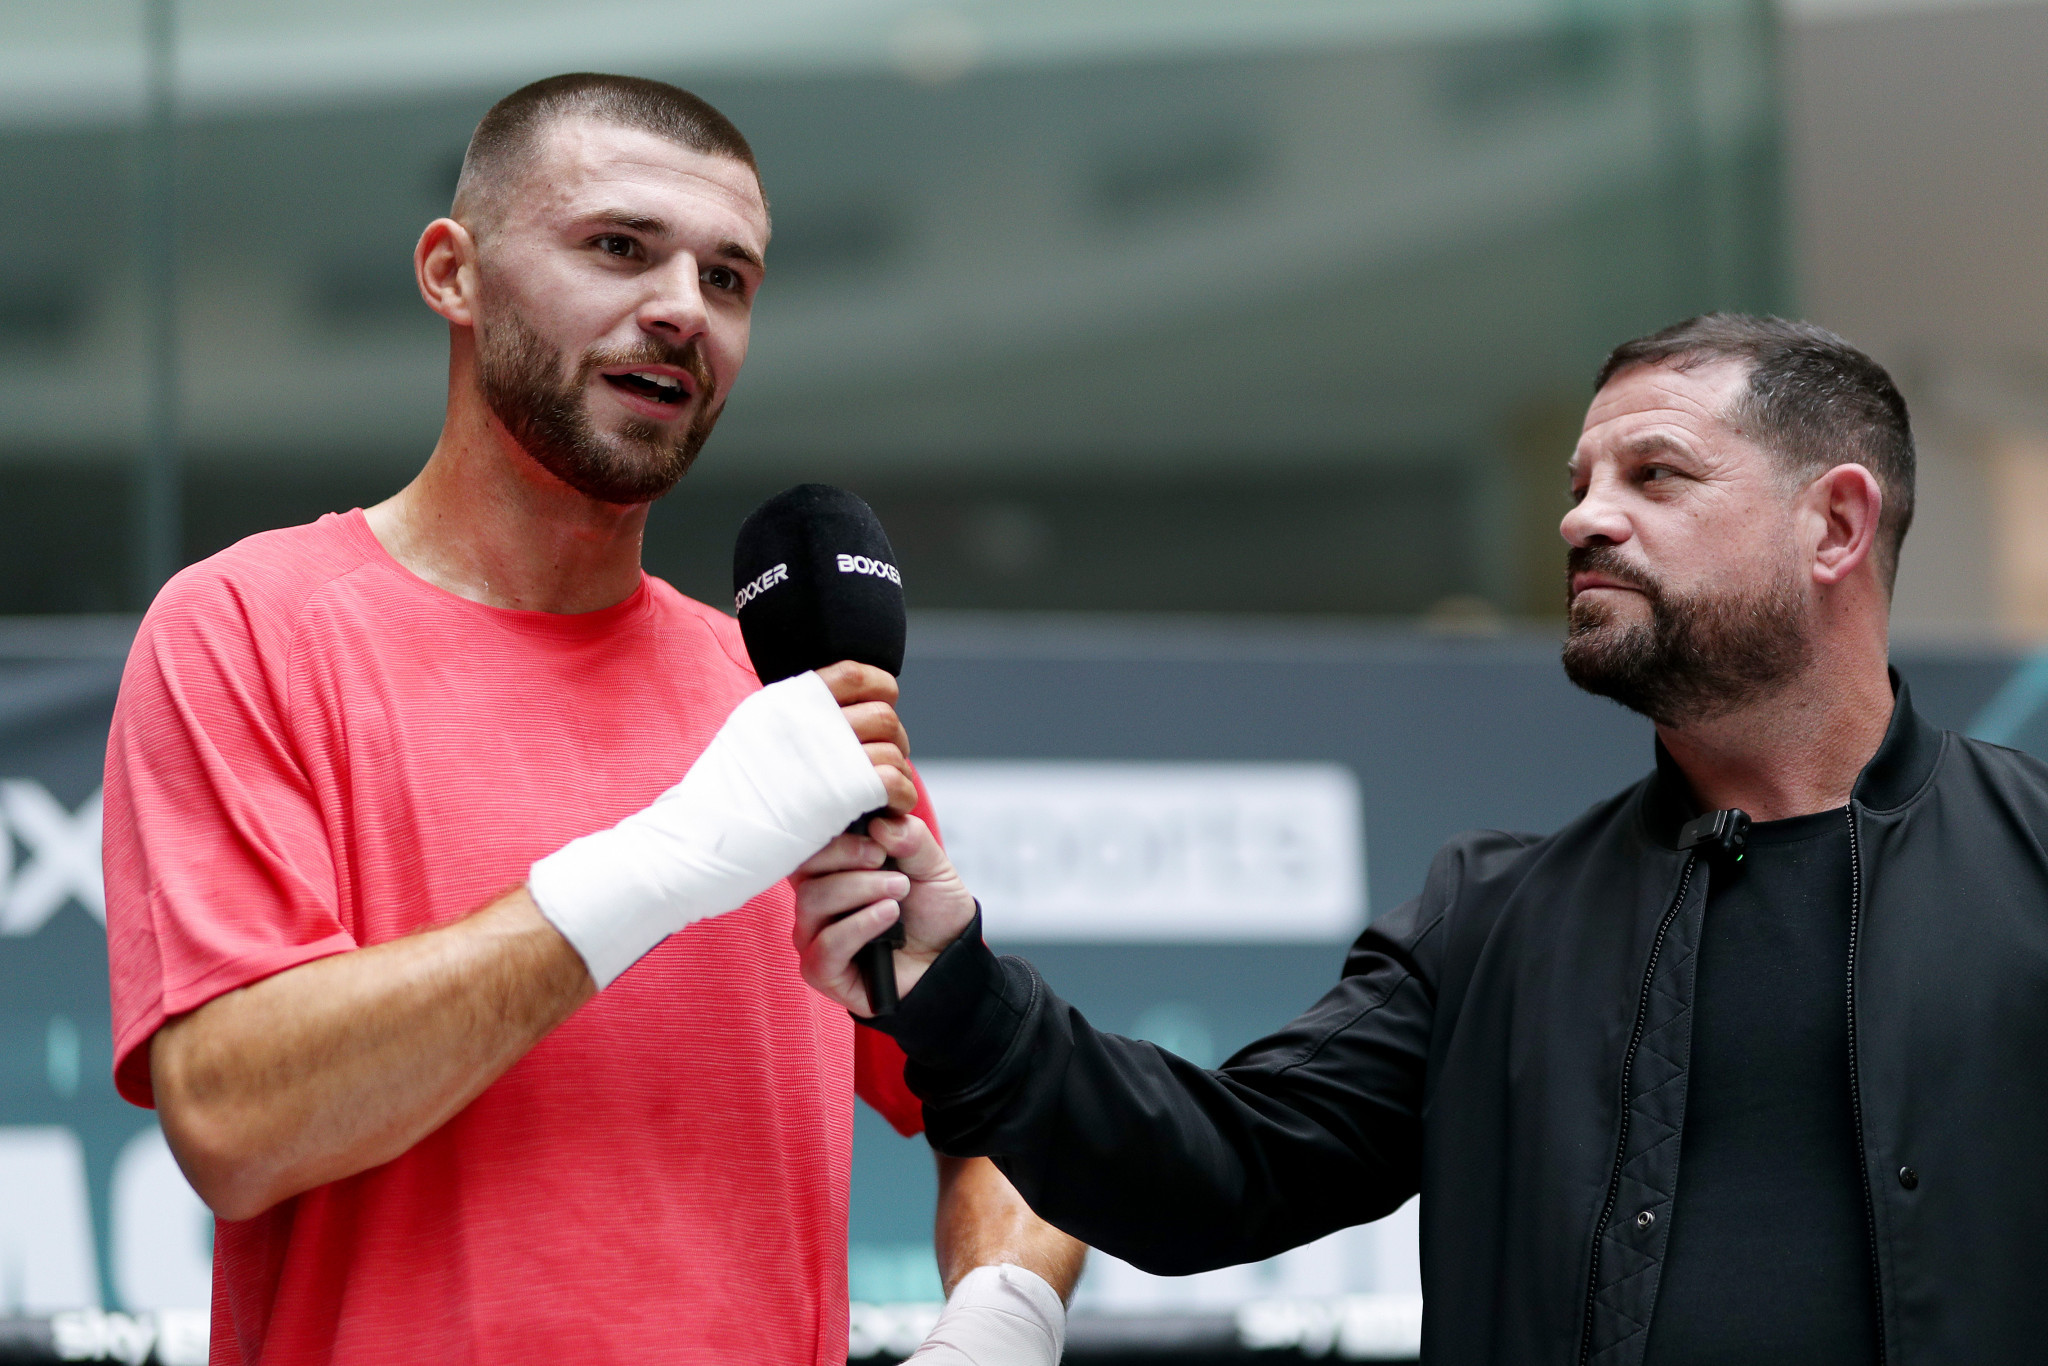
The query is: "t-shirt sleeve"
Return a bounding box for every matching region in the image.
[854,1029,924,1138]
[851,762,943,1137]
[104,572,357,1108]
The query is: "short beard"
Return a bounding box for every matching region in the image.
[1560,544,1813,727]
[474,301,721,505]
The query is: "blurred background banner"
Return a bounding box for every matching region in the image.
[10,0,2048,1361]
[1,615,2037,1360]
[0,622,211,1325]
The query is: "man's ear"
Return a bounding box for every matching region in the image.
[1808,462,1885,587]
[415,218,478,327]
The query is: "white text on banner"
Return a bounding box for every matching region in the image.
[916,761,1365,942]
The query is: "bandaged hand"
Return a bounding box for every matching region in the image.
[906,1264,1067,1366]
[528,668,906,988]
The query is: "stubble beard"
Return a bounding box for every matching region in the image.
[474,301,722,506]
[1560,544,1814,727]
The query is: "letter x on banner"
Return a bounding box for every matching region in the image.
[1,781,105,935]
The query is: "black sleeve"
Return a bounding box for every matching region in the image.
[866,891,1446,1275]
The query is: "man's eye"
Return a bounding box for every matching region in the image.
[594,234,637,258]
[703,265,740,293]
[1639,465,1672,483]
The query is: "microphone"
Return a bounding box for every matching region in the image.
[1678,808,1752,863]
[733,484,909,1015]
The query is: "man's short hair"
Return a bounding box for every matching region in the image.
[452,73,761,233]
[1594,313,1916,592]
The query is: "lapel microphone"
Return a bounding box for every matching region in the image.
[1678,808,1752,863]
[733,484,909,1015]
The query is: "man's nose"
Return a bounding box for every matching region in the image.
[1560,475,1631,549]
[637,258,710,342]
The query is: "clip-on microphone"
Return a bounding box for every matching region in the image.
[733,484,909,1015]
[1677,808,1752,863]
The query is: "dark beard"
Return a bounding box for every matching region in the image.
[475,303,721,505]
[1560,544,1812,726]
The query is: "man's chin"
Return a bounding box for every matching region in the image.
[1569,591,1650,631]
[525,439,690,506]
[1559,615,1662,708]
[1563,622,1640,671]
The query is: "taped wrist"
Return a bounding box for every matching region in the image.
[908,1264,1066,1365]
[528,671,887,988]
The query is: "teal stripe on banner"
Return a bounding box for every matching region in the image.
[1968,650,2048,745]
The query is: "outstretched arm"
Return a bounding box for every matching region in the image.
[155,663,915,1221]
[794,816,1434,1275]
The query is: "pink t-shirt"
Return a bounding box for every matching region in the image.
[103,510,922,1365]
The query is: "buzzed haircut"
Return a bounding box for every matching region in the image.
[1595,313,1916,593]
[452,73,761,233]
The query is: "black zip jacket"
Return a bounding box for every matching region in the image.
[873,678,2048,1364]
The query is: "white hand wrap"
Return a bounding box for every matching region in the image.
[906,1264,1067,1365]
[528,671,887,988]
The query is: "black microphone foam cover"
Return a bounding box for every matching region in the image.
[732,484,906,685]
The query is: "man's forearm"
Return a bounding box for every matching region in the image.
[151,664,912,1222]
[152,888,593,1220]
[934,1154,1087,1300]
[910,1155,1086,1366]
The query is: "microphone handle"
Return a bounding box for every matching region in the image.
[857,913,906,1018]
[844,811,905,1017]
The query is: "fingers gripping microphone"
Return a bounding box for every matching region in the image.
[734,484,908,1015]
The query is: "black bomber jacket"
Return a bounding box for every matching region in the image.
[873,677,2048,1364]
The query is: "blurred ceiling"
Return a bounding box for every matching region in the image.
[0,0,1785,616]
[2,1,1718,126]
[0,1,1778,478]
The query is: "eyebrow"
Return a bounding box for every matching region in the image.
[1618,432,1695,461]
[593,210,669,235]
[712,239,765,272]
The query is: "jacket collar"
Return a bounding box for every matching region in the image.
[1853,668,1944,813]
[1642,667,1940,846]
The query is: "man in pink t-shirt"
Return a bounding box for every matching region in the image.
[103,74,1081,1365]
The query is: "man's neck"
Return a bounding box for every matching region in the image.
[366,383,650,615]
[1656,653,1895,823]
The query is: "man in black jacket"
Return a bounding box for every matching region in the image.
[792,315,2048,1365]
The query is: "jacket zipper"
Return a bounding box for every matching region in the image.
[1578,851,1699,1366]
[1844,807,1886,1362]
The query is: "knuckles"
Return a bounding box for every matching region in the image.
[845,705,910,749]
[817,660,900,706]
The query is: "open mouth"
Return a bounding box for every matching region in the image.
[602,369,691,407]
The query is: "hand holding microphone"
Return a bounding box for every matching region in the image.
[792,813,978,1017]
[524,664,911,990]
[527,481,935,1000]
[732,484,931,1015]
[522,478,922,992]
